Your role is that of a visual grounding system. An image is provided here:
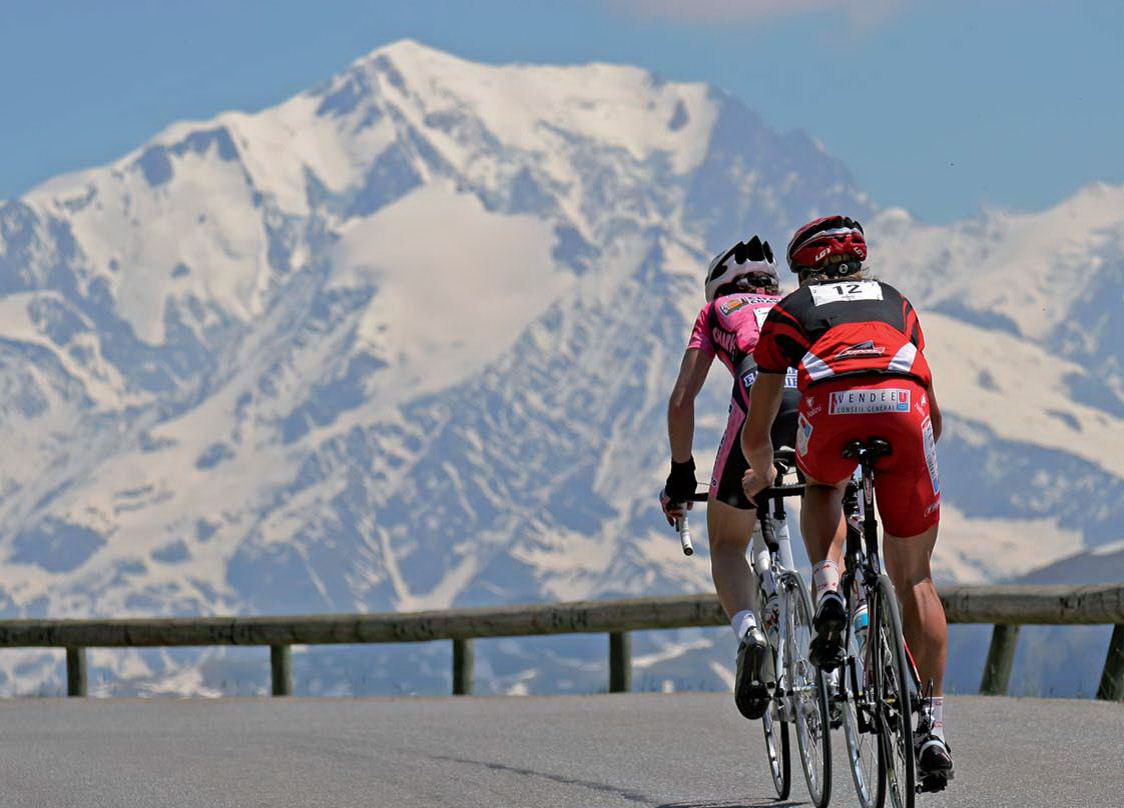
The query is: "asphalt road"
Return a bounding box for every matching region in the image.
[0,693,1120,807]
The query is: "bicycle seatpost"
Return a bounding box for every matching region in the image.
[856,447,883,575]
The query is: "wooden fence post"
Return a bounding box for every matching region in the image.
[66,647,87,697]
[609,631,631,693]
[1096,624,1124,701]
[453,638,474,695]
[270,644,292,696]
[979,624,1019,695]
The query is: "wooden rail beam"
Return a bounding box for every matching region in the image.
[940,584,1124,625]
[0,594,729,648]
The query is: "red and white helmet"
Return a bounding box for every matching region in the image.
[704,235,778,302]
[786,215,867,272]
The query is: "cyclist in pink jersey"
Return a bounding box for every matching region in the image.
[660,235,800,720]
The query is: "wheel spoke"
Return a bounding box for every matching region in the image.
[872,578,916,808]
[842,642,881,808]
[784,575,831,808]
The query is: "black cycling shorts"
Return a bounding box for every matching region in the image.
[710,383,801,510]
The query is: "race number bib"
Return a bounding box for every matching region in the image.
[810,281,883,306]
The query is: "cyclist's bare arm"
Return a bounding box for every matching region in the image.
[667,348,713,462]
[740,371,785,494]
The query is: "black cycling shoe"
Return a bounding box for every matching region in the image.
[735,625,773,720]
[809,591,847,671]
[915,734,954,793]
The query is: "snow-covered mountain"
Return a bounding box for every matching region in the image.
[0,40,1120,696]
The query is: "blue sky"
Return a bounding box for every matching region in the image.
[2,0,1120,223]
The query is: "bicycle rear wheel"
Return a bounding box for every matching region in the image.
[872,574,916,808]
[841,605,885,808]
[785,573,832,808]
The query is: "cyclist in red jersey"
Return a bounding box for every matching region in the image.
[660,236,800,721]
[739,216,953,783]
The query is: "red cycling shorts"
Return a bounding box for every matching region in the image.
[795,376,940,537]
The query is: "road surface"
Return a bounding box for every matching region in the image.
[0,693,1119,807]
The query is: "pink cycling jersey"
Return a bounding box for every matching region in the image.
[686,291,789,509]
[687,292,782,376]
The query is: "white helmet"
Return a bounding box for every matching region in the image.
[704,235,778,302]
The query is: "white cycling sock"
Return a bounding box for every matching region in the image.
[930,696,946,741]
[812,560,841,601]
[731,609,757,641]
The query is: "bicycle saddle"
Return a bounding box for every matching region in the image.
[773,445,797,472]
[841,437,893,460]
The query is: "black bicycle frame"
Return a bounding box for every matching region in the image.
[838,440,892,738]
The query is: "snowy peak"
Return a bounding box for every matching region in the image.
[17,38,865,358]
[345,38,720,175]
[873,181,1124,342]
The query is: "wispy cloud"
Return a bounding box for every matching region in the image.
[610,0,908,29]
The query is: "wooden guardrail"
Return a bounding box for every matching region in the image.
[1,584,1121,700]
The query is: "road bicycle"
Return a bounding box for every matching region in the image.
[676,449,831,808]
[833,438,944,808]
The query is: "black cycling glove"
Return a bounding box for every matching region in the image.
[663,457,698,504]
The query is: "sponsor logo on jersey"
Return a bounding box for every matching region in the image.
[921,415,940,494]
[796,413,813,457]
[719,297,751,315]
[742,370,757,389]
[834,340,886,360]
[784,367,799,389]
[710,327,739,355]
[828,388,911,415]
[718,295,775,316]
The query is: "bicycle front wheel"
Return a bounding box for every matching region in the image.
[761,701,791,799]
[872,574,916,808]
[785,572,832,808]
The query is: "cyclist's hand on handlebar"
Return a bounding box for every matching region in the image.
[661,457,697,526]
[659,487,691,526]
[741,463,777,502]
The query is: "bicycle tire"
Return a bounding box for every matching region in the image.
[872,574,916,808]
[759,594,791,801]
[841,603,886,808]
[762,702,791,799]
[785,572,832,808]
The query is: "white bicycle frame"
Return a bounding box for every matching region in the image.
[751,509,797,718]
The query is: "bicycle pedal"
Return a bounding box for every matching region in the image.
[916,772,951,794]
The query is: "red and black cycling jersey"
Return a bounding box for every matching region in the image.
[753,279,932,390]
